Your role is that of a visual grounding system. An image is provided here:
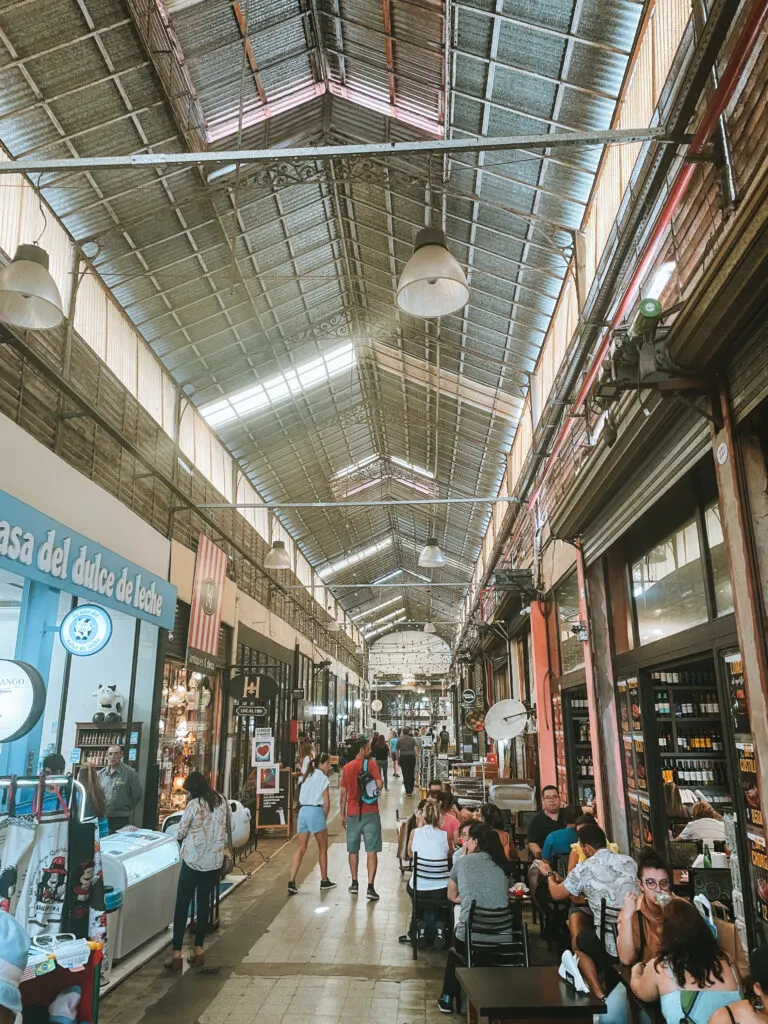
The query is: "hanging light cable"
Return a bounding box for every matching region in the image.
[396,160,468,318]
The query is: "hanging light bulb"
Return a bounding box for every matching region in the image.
[0,245,64,329]
[396,228,469,318]
[423,621,437,634]
[418,537,445,568]
[264,539,291,569]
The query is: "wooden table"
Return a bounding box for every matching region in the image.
[456,966,606,1024]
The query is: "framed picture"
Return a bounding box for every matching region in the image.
[256,764,279,795]
[251,737,275,765]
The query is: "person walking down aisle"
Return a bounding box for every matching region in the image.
[372,732,390,791]
[630,900,740,1024]
[397,727,418,795]
[389,729,400,778]
[288,754,335,895]
[439,726,450,754]
[99,745,142,833]
[710,945,768,1024]
[166,772,229,971]
[340,737,382,901]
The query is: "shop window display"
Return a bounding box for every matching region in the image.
[631,517,709,645]
[705,504,735,616]
[156,663,215,825]
[555,572,584,674]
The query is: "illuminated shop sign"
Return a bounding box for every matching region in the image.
[0,660,46,742]
[0,490,177,629]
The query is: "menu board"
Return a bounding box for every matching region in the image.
[726,653,750,736]
[617,678,652,853]
[748,831,768,925]
[737,741,764,830]
[257,767,292,833]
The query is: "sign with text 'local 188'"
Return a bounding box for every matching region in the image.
[0,490,177,630]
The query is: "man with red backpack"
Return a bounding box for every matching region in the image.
[340,737,382,901]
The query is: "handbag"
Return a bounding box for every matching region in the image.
[220,799,234,879]
[712,901,748,977]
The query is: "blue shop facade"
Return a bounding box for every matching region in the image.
[0,452,177,824]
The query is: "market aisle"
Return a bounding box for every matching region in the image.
[98,787,450,1024]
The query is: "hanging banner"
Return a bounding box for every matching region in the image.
[186,533,228,672]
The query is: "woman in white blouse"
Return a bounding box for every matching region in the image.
[399,797,452,949]
[167,772,229,970]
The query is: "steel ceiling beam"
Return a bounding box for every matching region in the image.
[0,126,684,174]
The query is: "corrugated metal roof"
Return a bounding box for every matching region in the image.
[0,0,644,635]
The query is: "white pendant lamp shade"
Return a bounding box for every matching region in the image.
[396,228,469,318]
[423,621,437,634]
[418,537,445,568]
[264,539,291,569]
[0,244,64,329]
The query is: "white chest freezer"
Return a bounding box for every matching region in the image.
[100,828,181,960]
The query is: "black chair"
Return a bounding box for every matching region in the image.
[535,853,571,953]
[465,900,529,967]
[411,852,451,961]
[599,897,620,957]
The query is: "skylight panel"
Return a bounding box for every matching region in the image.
[200,343,356,427]
[317,537,392,579]
[334,454,378,479]
[353,597,402,621]
[391,456,434,479]
[363,608,405,632]
[365,614,407,639]
[345,478,383,497]
[372,569,403,584]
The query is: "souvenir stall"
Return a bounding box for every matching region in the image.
[0,774,108,1021]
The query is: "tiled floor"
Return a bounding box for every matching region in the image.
[100,786,454,1024]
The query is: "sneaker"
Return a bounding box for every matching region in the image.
[437,995,454,1015]
[415,924,428,948]
[398,934,413,945]
[287,880,298,896]
[320,878,337,891]
[434,922,448,950]
[366,884,380,901]
[348,880,359,894]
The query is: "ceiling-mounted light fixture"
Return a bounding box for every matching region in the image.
[0,245,64,329]
[264,539,291,569]
[423,621,437,634]
[396,227,469,318]
[418,537,445,568]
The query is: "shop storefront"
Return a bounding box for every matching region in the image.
[151,600,229,829]
[600,457,756,949]
[0,486,176,827]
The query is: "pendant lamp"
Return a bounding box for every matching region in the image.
[396,228,469,318]
[0,244,64,329]
[418,537,445,568]
[423,621,437,634]
[264,539,291,569]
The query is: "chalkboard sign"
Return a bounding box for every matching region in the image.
[257,767,292,834]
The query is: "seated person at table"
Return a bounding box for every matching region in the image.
[527,785,564,859]
[452,819,473,866]
[479,802,517,861]
[665,781,690,823]
[674,802,726,847]
[710,944,768,1024]
[400,797,451,949]
[542,803,582,864]
[568,814,621,871]
[437,823,513,1015]
[438,792,460,847]
[617,847,673,966]
[536,823,638,999]
[630,900,740,1024]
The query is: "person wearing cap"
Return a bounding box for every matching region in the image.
[0,910,30,1024]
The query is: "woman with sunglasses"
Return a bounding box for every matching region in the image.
[618,847,674,965]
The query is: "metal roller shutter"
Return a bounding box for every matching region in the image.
[581,406,710,565]
[729,310,768,424]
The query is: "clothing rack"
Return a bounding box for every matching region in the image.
[0,774,88,820]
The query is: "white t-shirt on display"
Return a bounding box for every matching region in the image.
[299,770,330,806]
[411,825,450,890]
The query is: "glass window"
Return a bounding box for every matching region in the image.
[704,503,734,616]
[555,573,583,674]
[632,517,709,645]
[0,568,24,658]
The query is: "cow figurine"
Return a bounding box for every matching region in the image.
[92,683,126,723]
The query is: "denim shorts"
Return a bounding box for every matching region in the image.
[346,812,382,854]
[297,805,327,834]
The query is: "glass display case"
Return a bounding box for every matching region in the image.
[616,677,654,856]
[100,829,181,959]
[156,661,215,826]
[562,686,595,807]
